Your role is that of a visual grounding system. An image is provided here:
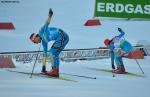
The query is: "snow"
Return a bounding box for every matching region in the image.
[0,0,150,97]
[1,58,150,97]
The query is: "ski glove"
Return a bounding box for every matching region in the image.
[118,28,122,32]
[49,8,53,17]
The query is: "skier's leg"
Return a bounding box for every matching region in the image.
[45,49,59,77]
[114,50,126,74]
[46,31,69,77]
[49,33,69,69]
[48,30,69,68]
[48,51,58,68]
[114,51,121,69]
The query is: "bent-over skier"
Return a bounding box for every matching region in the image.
[29,8,69,77]
[104,28,133,74]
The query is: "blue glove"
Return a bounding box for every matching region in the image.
[49,8,53,17]
[118,28,122,32]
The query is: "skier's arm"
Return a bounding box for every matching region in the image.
[47,8,53,24]
[42,40,48,57]
[110,50,115,69]
[117,28,125,38]
[47,16,52,24]
[42,40,47,65]
[109,44,115,67]
[38,21,49,37]
[38,8,53,36]
[40,15,51,34]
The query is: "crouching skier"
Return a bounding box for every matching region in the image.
[29,8,69,77]
[104,28,133,74]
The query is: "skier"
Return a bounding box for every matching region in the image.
[104,28,133,74]
[29,8,69,77]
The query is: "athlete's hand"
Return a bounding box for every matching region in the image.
[49,8,53,17]
[118,28,122,32]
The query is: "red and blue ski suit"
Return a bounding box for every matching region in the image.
[38,21,69,69]
[108,30,133,69]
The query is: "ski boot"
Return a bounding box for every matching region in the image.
[45,66,59,77]
[112,65,126,74]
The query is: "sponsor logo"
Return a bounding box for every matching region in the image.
[95,0,150,19]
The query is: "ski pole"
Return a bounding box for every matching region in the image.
[135,59,144,74]
[122,36,144,74]
[126,46,144,74]
[30,43,41,78]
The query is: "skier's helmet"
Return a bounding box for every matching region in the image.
[104,39,110,46]
[30,33,37,42]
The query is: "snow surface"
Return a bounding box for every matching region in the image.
[0,0,150,97]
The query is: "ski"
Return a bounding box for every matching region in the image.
[7,69,77,82]
[84,67,146,78]
[61,72,96,79]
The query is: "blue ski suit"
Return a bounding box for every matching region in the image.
[108,30,133,69]
[38,21,69,69]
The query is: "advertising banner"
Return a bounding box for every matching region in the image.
[95,0,150,19]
